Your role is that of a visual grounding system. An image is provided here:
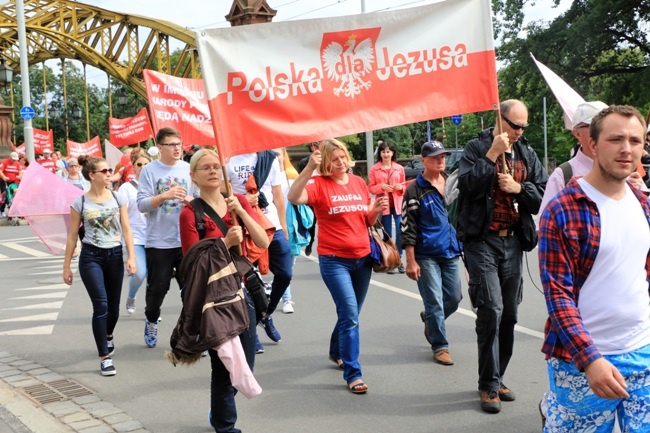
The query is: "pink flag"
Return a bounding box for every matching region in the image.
[8,162,84,254]
[195,0,499,161]
[530,53,585,130]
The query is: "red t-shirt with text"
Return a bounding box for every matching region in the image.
[1,159,21,183]
[305,175,371,259]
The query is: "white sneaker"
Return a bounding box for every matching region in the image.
[126,297,136,315]
[282,300,295,314]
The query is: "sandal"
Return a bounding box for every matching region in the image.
[328,356,344,369]
[348,379,368,394]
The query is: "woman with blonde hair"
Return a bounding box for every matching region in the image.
[288,139,387,394]
[179,149,269,433]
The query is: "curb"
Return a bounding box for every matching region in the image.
[0,352,150,433]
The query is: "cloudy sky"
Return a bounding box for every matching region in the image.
[72,0,573,86]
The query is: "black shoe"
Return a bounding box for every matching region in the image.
[305,244,312,256]
[100,357,116,376]
[398,264,406,273]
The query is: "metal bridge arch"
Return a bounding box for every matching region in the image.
[0,0,201,98]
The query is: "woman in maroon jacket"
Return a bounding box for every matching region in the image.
[179,148,269,433]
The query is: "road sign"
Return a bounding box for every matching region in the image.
[451,114,462,125]
[20,106,35,120]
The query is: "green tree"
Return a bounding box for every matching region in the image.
[495,0,650,164]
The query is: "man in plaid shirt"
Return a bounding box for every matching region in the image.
[539,105,650,432]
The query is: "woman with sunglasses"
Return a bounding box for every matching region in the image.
[179,149,269,433]
[118,152,151,315]
[62,156,136,376]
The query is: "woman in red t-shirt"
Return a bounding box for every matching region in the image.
[179,149,269,433]
[288,139,387,394]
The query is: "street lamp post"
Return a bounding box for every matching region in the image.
[49,101,83,142]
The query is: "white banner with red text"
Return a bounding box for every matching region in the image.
[195,0,499,160]
[143,69,215,150]
[108,108,155,146]
[66,136,102,158]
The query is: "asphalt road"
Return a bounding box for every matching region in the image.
[0,223,550,433]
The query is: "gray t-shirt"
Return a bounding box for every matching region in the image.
[71,191,127,249]
[136,159,197,249]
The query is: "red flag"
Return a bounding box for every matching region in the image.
[143,69,215,150]
[15,128,54,154]
[195,0,499,161]
[67,136,102,158]
[108,108,155,146]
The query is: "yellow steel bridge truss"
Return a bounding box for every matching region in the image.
[0,0,201,98]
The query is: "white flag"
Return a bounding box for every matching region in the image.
[531,53,585,130]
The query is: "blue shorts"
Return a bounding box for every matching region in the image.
[544,343,650,432]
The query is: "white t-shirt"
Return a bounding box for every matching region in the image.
[578,179,650,354]
[71,191,127,249]
[118,180,147,246]
[226,153,283,230]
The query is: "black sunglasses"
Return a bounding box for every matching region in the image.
[501,115,528,131]
[93,168,114,174]
[135,162,149,167]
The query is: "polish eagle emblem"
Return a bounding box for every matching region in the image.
[322,34,375,98]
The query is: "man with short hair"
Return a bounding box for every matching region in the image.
[137,127,196,348]
[457,99,548,413]
[539,105,650,432]
[401,140,462,366]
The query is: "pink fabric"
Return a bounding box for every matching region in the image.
[215,337,262,399]
[8,162,84,254]
[367,161,405,215]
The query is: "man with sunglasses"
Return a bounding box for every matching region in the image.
[137,127,197,348]
[456,99,548,413]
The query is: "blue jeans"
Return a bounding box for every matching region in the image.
[266,230,293,314]
[209,293,256,433]
[127,244,147,299]
[416,256,462,352]
[78,244,124,357]
[281,257,297,302]
[464,236,523,392]
[319,255,372,384]
[381,209,403,257]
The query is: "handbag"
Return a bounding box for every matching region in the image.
[368,222,401,273]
